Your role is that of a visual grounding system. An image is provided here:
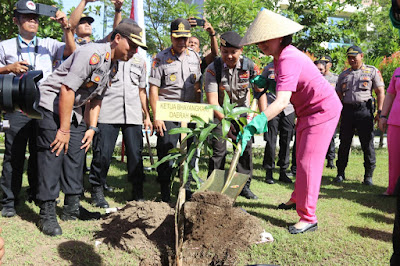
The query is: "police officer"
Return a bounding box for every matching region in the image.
[149,18,202,202]
[89,20,150,208]
[261,63,295,184]
[316,58,338,169]
[335,46,385,185]
[204,31,259,199]
[36,19,146,236]
[70,0,123,46]
[0,0,75,217]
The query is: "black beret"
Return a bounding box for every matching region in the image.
[170,18,191,38]
[220,31,242,49]
[347,45,363,56]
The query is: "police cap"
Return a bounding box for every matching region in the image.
[170,18,191,38]
[113,18,148,50]
[220,31,242,49]
[320,55,332,63]
[14,0,38,16]
[347,46,362,56]
[79,14,94,24]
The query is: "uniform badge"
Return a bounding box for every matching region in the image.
[105,52,110,61]
[193,74,197,80]
[240,71,249,79]
[166,58,174,64]
[86,82,94,88]
[268,74,275,79]
[378,70,383,82]
[170,74,177,82]
[207,69,215,76]
[363,82,368,87]
[90,53,100,65]
[133,57,140,64]
[26,1,36,10]
[152,58,160,69]
[362,76,369,81]
[94,76,101,82]
[342,84,347,89]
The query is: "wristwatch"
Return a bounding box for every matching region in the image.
[88,126,99,133]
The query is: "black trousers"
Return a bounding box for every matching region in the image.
[262,112,295,171]
[391,178,400,265]
[336,103,376,176]
[0,112,37,207]
[326,135,336,160]
[88,123,144,187]
[208,121,253,188]
[36,108,86,201]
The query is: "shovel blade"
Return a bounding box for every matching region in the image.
[198,170,249,201]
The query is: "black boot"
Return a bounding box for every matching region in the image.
[160,183,171,202]
[38,200,62,236]
[265,170,274,184]
[363,169,374,186]
[326,159,335,169]
[91,186,109,208]
[279,169,293,183]
[240,186,258,200]
[61,195,101,221]
[131,183,144,202]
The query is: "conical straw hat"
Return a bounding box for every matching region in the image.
[240,8,304,46]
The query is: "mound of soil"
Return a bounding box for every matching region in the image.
[97,192,264,265]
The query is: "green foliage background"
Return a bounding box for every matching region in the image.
[0,0,64,41]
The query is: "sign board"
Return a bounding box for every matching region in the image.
[156,101,214,123]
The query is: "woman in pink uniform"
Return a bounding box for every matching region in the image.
[238,8,342,234]
[379,68,400,196]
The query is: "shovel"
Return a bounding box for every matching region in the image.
[197,140,249,200]
[197,86,264,200]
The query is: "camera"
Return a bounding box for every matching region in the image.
[195,18,205,27]
[0,70,43,121]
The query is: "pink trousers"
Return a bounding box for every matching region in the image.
[290,114,340,224]
[387,125,400,195]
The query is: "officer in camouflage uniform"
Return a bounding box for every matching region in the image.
[149,18,202,202]
[334,46,385,185]
[204,31,260,199]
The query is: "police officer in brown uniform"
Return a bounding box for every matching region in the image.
[335,46,385,185]
[149,18,202,202]
[36,19,146,236]
[204,31,259,199]
[89,33,150,207]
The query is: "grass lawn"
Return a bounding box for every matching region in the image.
[0,146,395,265]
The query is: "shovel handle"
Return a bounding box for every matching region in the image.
[221,140,242,194]
[145,130,154,165]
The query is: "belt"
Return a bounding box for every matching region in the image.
[343,102,368,108]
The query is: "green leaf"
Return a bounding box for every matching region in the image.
[199,123,217,142]
[190,115,206,127]
[231,107,254,118]
[168,127,192,135]
[221,119,231,138]
[182,162,189,184]
[206,104,223,115]
[151,153,181,168]
[191,169,202,190]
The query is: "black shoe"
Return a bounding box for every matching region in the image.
[277,202,296,210]
[130,184,144,202]
[265,171,274,184]
[279,171,293,183]
[363,177,373,186]
[334,175,345,183]
[38,200,62,236]
[326,160,335,169]
[1,206,16,217]
[160,183,171,202]
[61,195,101,221]
[240,187,258,200]
[103,183,114,192]
[91,186,109,208]
[288,223,318,234]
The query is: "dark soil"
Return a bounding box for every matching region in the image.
[97,191,264,265]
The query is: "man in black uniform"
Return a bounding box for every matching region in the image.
[36,19,146,236]
[260,63,295,184]
[335,46,385,185]
[204,31,260,199]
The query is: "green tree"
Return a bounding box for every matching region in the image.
[0,0,64,41]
